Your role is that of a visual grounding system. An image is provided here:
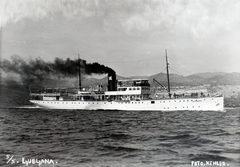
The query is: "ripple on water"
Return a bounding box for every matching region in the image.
[0,108,239,167]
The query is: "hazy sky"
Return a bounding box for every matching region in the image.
[1,0,240,77]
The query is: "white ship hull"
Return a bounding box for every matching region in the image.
[30,96,224,111]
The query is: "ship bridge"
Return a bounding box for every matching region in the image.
[103,79,151,100]
[117,79,150,87]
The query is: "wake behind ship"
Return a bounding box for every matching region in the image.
[29,51,224,111]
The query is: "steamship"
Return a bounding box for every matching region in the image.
[29,51,224,111]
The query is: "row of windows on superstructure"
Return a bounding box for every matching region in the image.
[129,87,150,90]
[118,87,150,91]
[129,88,140,90]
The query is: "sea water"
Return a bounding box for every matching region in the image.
[0,108,239,167]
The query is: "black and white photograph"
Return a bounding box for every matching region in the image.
[0,0,239,166]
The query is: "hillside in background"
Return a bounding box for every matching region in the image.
[1,72,240,108]
[193,72,227,79]
[151,72,240,86]
[207,72,240,85]
[2,72,240,88]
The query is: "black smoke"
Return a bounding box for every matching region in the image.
[0,55,114,85]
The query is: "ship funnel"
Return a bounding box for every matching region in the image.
[108,71,117,91]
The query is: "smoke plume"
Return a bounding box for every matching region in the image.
[0,55,114,85]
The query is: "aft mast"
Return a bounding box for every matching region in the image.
[78,54,81,91]
[165,49,171,98]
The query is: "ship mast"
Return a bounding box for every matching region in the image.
[165,49,171,98]
[78,54,81,91]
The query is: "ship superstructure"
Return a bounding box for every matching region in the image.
[29,51,224,111]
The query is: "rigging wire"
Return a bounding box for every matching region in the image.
[168,56,194,76]
[169,67,205,86]
[98,56,163,64]
[133,60,141,77]
[167,56,207,86]
[153,67,167,80]
[152,67,167,89]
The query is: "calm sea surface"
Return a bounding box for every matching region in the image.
[0,108,239,167]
